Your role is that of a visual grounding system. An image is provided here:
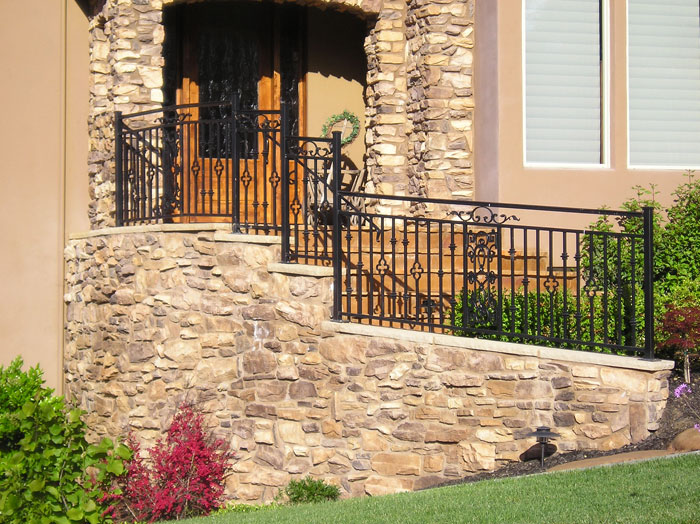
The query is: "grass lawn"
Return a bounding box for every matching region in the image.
[171,453,700,524]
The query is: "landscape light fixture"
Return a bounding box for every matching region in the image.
[525,426,560,468]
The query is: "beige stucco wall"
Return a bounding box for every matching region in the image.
[474,0,689,213]
[304,8,367,171]
[0,0,89,391]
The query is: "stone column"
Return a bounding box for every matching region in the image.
[405,0,474,212]
[364,0,411,214]
[87,0,164,229]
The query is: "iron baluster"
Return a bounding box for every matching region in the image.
[643,206,655,358]
[115,111,123,226]
[331,130,342,320]
[281,102,290,261]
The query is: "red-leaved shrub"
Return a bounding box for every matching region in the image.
[103,404,233,522]
[660,305,700,382]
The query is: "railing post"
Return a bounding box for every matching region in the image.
[231,93,240,232]
[643,206,655,358]
[331,130,343,321]
[280,101,290,262]
[114,111,123,226]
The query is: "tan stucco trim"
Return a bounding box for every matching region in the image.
[268,263,334,277]
[59,0,67,393]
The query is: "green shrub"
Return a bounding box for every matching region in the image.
[282,476,340,504]
[452,288,629,353]
[0,357,52,451]
[0,359,126,524]
[585,174,700,359]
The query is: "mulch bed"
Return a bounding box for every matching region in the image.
[438,369,700,487]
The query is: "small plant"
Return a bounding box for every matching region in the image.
[659,305,700,382]
[673,383,700,433]
[213,501,282,515]
[282,476,340,504]
[584,173,700,357]
[104,404,233,522]
[451,288,625,353]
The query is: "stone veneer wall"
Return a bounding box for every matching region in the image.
[86,0,475,228]
[65,225,672,502]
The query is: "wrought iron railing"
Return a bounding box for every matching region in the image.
[115,102,341,263]
[330,193,655,358]
[115,103,654,357]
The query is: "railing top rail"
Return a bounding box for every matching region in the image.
[338,190,646,218]
[338,206,644,238]
[119,102,232,119]
[119,102,282,120]
[289,136,333,143]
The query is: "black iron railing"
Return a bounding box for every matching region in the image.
[115,103,654,357]
[330,193,655,358]
[116,102,341,264]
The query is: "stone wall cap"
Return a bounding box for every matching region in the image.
[320,321,674,372]
[268,263,338,277]
[213,231,281,244]
[69,224,281,245]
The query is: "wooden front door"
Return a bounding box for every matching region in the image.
[174,2,305,226]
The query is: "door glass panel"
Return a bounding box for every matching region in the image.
[198,13,260,158]
[198,31,259,113]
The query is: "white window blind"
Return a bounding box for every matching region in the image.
[628,0,700,168]
[524,0,603,165]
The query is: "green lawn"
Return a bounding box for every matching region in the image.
[171,453,700,524]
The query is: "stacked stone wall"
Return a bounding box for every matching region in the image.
[406,0,475,210]
[65,225,671,502]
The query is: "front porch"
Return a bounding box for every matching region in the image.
[115,102,656,358]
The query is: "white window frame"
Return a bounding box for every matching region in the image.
[522,0,610,169]
[626,0,700,170]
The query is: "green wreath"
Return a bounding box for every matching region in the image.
[321,110,360,146]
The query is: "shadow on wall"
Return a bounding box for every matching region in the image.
[306,6,368,169]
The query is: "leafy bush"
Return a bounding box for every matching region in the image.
[0,357,52,451]
[586,174,700,360]
[659,305,700,382]
[452,288,628,353]
[283,476,340,504]
[104,404,233,522]
[0,359,126,524]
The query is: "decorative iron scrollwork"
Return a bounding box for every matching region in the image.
[287,139,333,159]
[450,206,520,225]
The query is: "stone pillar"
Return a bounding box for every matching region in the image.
[364,0,411,213]
[88,0,164,229]
[405,0,474,211]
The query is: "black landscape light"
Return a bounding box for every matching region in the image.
[525,426,560,468]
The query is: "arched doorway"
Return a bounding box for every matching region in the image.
[159,1,366,226]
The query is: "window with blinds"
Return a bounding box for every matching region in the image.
[628,0,700,168]
[524,0,605,165]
